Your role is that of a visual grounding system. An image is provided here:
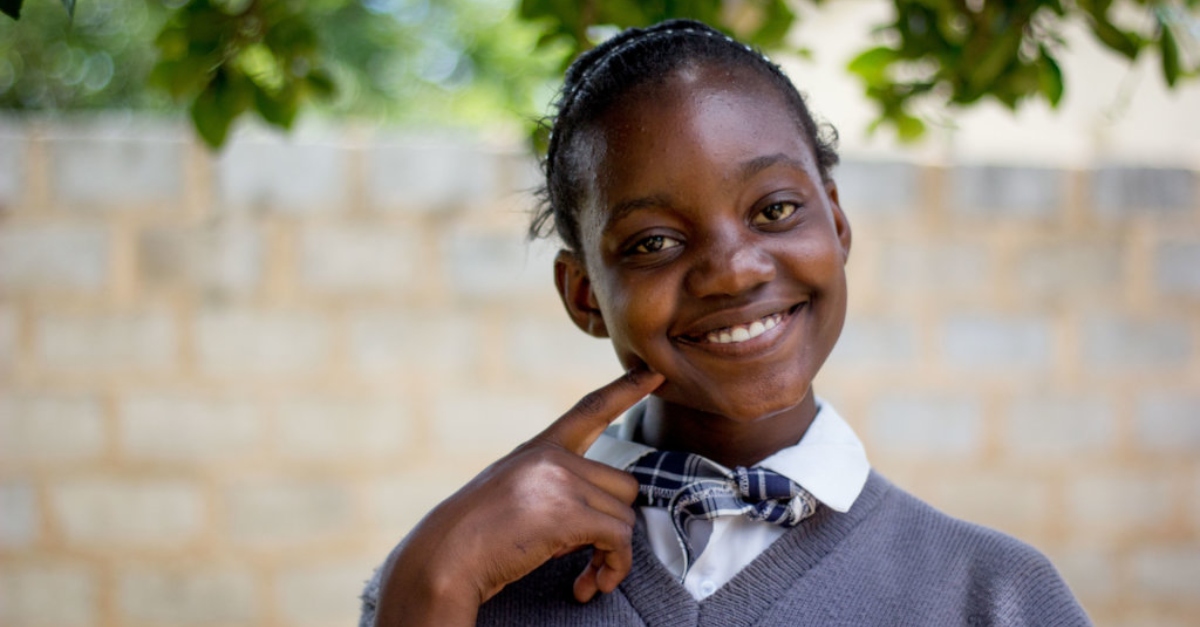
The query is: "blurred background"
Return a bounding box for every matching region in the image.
[1,0,1198,625]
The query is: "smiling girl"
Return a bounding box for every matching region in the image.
[360,19,1090,626]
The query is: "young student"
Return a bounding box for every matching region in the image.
[360,19,1091,626]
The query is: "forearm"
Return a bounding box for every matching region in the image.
[371,537,482,627]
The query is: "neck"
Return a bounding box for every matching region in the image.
[637,391,818,468]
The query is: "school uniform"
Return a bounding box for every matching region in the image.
[359,402,1091,626]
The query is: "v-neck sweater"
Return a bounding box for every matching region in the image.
[454,471,1090,626]
[586,399,869,599]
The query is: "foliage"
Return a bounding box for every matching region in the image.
[315,0,568,131]
[2,0,563,148]
[0,0,170,110]
[1,0,73,20]
[845,0,1200,141]
[516,0,1198,142]
[149,0,337,147]
[2,0,1198,148]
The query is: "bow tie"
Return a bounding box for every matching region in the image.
[626,449,817,578]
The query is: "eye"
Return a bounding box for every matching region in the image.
[752,202,799,225]
[630,235,682,254]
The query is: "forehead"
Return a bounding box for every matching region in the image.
[590,65,817,206]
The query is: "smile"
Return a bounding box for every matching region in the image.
[701,312,784,344]
[677,302,807,350]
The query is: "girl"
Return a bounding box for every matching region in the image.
[361,19,1090,626]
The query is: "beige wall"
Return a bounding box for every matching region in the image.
[0,118,1197,626]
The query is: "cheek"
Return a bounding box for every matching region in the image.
[595,276,673,353]
[784,234,845,287]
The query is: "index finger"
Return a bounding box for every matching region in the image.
[538,368,665,455]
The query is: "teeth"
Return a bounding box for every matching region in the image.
[702,313,784,344]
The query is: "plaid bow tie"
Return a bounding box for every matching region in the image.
[626,449,817,578]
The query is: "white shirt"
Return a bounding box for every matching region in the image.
[585,400,871,600]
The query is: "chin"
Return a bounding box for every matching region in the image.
[656,375,811,423]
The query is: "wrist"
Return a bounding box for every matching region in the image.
[373,534,483,627]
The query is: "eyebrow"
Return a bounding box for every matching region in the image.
[604,152,810,229]
[606,193,674,230]
[739,153,809,180]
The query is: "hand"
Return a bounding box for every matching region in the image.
[373,368,665,627]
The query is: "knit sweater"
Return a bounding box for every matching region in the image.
[360,471,1090,626]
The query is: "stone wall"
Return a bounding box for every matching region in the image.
[0,118,1197,626]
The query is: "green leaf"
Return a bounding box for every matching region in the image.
[264,15,319,58]
[190,70,251,149]
[60,0,73,18]
[534,29,564,49]
[155,27,191,60]
[1089,19,1140,60]
[748,0,795,48]
[191,87,233,149]
[992,83,1019,109]
[1,0,21,20]
[967,27,1023,95]
[182,6,229,50]
[304,67,333,96]
[1160,24,1180,87]
[1037,49,1064,106]
[252,82,297,129]
[600,0,654,26]
[847,46,897,85]
[150,55,218,100]
[894,112,926,142]
[305,69,335,99]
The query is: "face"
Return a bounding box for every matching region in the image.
[556,64,851,424]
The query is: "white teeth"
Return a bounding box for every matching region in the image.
[701,313,784,344]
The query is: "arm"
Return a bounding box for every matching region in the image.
[367,368,665,627]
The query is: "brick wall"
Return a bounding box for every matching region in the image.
[1,117,1197,626]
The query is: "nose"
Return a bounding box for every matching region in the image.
[684,232,775,298]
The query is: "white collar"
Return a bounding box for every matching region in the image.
[585,399,870,513]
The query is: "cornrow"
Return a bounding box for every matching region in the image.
[554,24,769,141]
[532,19,839,252]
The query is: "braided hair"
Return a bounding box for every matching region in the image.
[531,19,840,253]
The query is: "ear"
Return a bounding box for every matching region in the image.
[825,180,852,263]
[554,250,609,338]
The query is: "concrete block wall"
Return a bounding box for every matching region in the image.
[0,117,1197,626]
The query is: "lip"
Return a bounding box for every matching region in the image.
[673,301,807,356]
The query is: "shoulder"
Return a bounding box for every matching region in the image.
[870,474,1034,554]
[874,475,1051,570]
[829,472,1061,579]
[837,472,1092,625]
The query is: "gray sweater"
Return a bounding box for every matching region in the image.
[360,471,1090,626]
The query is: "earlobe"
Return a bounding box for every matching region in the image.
[554,250,609,338]
[826,181,852,263]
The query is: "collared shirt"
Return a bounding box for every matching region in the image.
[586,399,871,600]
